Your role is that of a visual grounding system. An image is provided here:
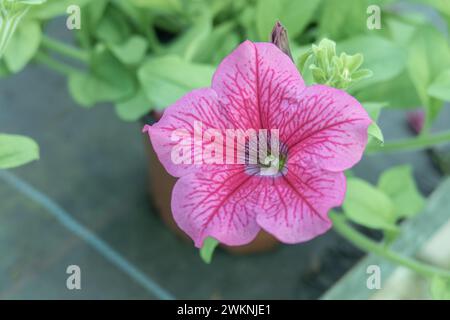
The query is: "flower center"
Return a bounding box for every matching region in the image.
[259,154,279,176]
[245,149,288,177]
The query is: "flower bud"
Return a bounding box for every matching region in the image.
[298,38,373,90]
[270,21,293,62]
[407,109,425,134]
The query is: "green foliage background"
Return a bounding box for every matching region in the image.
[1,0,449,125]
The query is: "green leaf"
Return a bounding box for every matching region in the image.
[4,20,41,72]
[238,5,258,40]
[386,17,418,46]
[0,60,10,77]
[428,69,450,102]
[110,35,148,66]
[339,35,407,88]
[115,89,151,121]
[166,13,212,62]
[199,237,219,264]
[362,102,386,121]
[195,22,239,65]
[138,55,214,110]
[16,0,47,4]
[343,178,398,231]
[383,228,400,246]
[0,0,42,58]
[0,134,39,169]
[363,102,385,145]
[68,46,135,107]
[95,5,132,44]
[74,0,108,50]
[355,71,421,109]
[29,0,92,19]
[378,165,425,218]
[407,25,450,128]
[128,0,182,14]
[318,0,367,40]
[351,69,373,82]
[367,122,384,145]
[111,0,154,40]
[256,0,322,41]
[430,276,450,300]
[411,0,450,17]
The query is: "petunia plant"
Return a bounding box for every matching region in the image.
[2,0,450,299]
[144,38,372,247]
[143,21,450,298]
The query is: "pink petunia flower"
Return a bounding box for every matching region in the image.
[143,41,371,247]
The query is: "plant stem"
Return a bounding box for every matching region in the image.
[34,51,78,76]
[330,212,450,280]
[367,130,450,154]
[40,35,89,63]
[144,25,163,54]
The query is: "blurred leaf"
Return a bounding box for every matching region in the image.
[29,0,92,19]
[166,12,212,61]
[200,237,219,264]
[95,5,132,44]
[128,0,181,14]
[343,178,398,231]
[138,55,214,110]
[407,25,450,127]
[210,32,240,65]
[0,0,43,58]
[339,35,406,88]
[110,35,148,65]
[430,276,450,300]
[0,134,39,169]
[378,165,425,218]
[4,20,41,72]
[0,60,10,77]
[114,89,151,121]
[238,5,258,40]
[363,102,385,145]
[74,0,108,50]
[368,122,384,145]
[362,102,386,121]
[412,0,450,17]
[68,47,135,107]
[383,228,400,246]
[319,0,367,40]
[355,71,421,109]
[194,22,238,64]
[428,69,450,102]
[387,17,418,46]
[112,0,152,35]
[13,0,47,3]
[85,0,108,26]
[256,0,321,41]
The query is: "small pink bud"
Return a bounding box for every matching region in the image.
[407,109,425,134]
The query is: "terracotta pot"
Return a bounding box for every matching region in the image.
[143,113,279,254]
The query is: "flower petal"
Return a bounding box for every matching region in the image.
[256,164,346,243]
[171,166,262,247]
[212,40,305,130]
[143,88,230,177]
[282,85,372,172]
